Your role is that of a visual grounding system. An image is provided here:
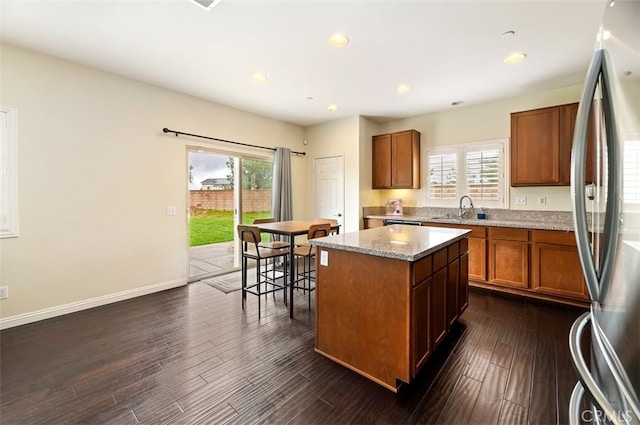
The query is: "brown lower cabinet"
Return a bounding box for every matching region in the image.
[411,275,431,373]
[487,227,529,289]
[431,249,448,349]
[421,223,486,281]
[468,235,487,281]
[531,229,588,300]
[315,238,469,392]
[459,252,469,313]
[368,219,587,305]
[420,221,588,306]
[363,218,384,228]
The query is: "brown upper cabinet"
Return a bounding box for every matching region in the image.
[373,129,421,189]
[510,102,595,187]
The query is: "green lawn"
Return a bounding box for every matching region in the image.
[189,210,272,246]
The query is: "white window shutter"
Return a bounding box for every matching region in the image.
[428,152,458,201]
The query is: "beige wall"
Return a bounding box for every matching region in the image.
[303,116,361,232]
[376,84,586,211]
[0,43,305,327]
[358,116,382,226]
[0,41,607,327]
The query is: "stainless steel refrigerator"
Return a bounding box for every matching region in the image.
[569,0,640,424]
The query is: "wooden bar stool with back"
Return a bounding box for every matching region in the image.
[292,222,331,309]
[237,225,290,317]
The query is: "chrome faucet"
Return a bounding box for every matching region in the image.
[459,195,474,219]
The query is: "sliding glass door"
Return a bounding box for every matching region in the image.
[187,149,273,281]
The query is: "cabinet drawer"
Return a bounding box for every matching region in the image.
[433,248,448,271]
[447,241,460,263]
[413,255,433,286]
[459,225,486,238]
[488,227,529,242]
[364,218,384,229]
[532,229,576,246]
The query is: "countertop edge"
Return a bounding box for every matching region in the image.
[365,215,575,232]
[312,230,471,262]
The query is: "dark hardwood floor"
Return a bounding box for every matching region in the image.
[0,282,586,424]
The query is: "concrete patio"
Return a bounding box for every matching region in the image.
[189,241,238,281]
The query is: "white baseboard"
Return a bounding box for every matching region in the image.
[0,278,187,330]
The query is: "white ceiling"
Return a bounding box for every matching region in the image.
[0,0,607,127]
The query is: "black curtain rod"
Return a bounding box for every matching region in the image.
[162,127,306,156]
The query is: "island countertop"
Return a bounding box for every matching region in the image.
[312,224,471,262]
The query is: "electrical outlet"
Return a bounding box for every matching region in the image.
[515,196,527,206]
[166,206,177,216]
[538,196,547,206]
[0,286,8,299]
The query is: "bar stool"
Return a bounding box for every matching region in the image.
[238,225,289,317]
[252,218,288,282]
[293,223,331,309]
[252,218,289,249]
[313,218,340,234]
[295,218,339,250]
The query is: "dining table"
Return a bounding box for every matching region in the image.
[254,220,340,318]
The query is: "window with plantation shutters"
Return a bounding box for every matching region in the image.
[428,152,457,201]
[466,147,501,202]
[623,140,640,204]
[426,139,507,208]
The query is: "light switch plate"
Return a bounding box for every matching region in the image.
[166,206,177,216]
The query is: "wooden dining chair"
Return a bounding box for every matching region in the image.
[313,218,339,234]
[296,218,339,249]
[292,222,331,309]
[238,225,289,317]
[252,218,289,249]
[252,217,289,282]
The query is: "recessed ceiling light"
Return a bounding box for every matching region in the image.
[451,100,464,106]
[597,29,612,41]
[252,73,267,83]
[306,96,314,101]
[190,0,223,11]
[329,33,349,47]
[327,105,337,112]
[396,84,410,94]
[504,53,527,64]
[502,30,515,37]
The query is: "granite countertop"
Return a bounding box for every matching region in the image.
[311,225,471,262]
[365,214,576,232]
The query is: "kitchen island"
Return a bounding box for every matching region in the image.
[311,225,471,392]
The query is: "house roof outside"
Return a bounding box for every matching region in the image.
[201,178,230,186]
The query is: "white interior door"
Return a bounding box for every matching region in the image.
[314,155,344,228]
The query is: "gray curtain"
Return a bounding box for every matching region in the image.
[272,147,292,221]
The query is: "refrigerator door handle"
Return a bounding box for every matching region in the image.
[571,48,621,303]
[569,382,588,425]
[569,312,629,425]
[592,319,640,420]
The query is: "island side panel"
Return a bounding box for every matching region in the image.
[315,247,411,391]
